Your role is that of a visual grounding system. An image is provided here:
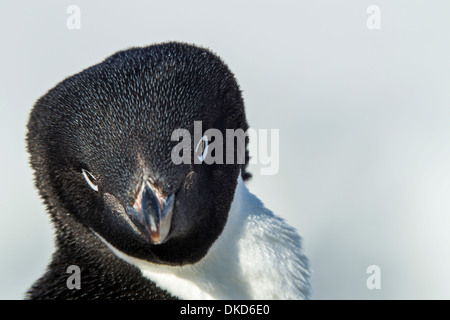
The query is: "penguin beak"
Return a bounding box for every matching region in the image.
[126,181,174,245]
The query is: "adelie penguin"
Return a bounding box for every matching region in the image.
[26,42,311,300]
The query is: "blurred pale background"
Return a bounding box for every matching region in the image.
[1,0,449,299]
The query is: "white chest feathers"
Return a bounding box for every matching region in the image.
[103,176,311,300]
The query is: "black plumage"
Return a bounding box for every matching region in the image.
[26,42,250,299]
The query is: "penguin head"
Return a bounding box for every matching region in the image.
[27,42,250,265]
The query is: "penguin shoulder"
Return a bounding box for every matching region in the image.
[224,177,311,299]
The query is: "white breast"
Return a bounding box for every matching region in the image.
[101,176,311,300]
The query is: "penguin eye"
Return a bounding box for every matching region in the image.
[81,168,98,192]
[195,136,209,162]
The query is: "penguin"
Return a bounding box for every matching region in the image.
[26,42,310,300]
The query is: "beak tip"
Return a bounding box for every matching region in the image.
[148,228,165,245]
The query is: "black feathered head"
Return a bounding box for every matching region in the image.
[27,42,250,265]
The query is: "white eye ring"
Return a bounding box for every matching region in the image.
[195,136,209,162]
[82,168,98,192]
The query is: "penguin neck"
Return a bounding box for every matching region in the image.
[95,176,248,299]
[34,209,176,300]
[98,175,310,300]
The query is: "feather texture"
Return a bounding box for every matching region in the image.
[99,175,311,299]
